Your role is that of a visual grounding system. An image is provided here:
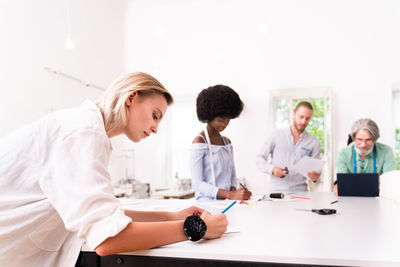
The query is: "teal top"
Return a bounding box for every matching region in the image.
[336,142,396,175]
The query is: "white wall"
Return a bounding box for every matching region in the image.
[2,1,399,192]
[0,0,125,134]
[0,0,127,183]
[124,0,400,192]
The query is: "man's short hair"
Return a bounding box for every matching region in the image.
[294,101,313,112]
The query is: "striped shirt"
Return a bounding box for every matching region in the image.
[190,141,237,200]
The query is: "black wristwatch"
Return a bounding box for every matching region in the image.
[183,215,207,241]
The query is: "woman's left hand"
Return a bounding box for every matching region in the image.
[172,206,205,220]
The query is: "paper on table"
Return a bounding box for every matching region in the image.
[291,156,325,178]
[250,194,265,201]
[264,196,298,202]
[225,226,240,234]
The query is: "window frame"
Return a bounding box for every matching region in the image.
[165,94,203,186]
[268,87,334,191]
[392,87,400,170]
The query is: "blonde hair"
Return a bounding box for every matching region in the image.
[97,72,173,131]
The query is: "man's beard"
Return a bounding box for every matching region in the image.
[355,145,373,157]
[294,122,306,133]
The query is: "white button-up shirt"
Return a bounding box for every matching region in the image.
[0,100,132,267]
[256,127,320,192]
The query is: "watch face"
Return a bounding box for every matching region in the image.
[183,215,207,241]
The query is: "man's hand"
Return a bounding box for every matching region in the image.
[333,184,338,196]
[307,171,320,182]
[229,188,252,200]
[272,167,288,178]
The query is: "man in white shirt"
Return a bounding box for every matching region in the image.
[256,101,321,192]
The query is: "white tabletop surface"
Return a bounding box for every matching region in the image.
[82,192,400,267]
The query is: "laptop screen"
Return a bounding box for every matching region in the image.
[337,173,379,197]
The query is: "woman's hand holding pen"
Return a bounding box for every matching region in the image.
[172,206,204,220]
[200,211,228,239]
[230,188,252,200]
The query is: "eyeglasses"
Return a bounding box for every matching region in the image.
[355,138,373,145]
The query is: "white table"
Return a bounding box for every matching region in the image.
[78,192,400,267]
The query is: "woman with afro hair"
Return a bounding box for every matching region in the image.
[190,85,252,201]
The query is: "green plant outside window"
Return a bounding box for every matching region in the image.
[395,128,400,170]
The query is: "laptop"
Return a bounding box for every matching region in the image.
[337,173,379,197]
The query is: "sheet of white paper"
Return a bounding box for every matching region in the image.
[250,194,265,201]
[225,226,240,234]
[291,156,325,178]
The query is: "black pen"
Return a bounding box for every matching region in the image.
[331,200,338,204]
[239,182,248,190]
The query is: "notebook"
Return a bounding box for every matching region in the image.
[337,173,379,197]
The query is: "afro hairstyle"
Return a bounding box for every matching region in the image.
[196,84,244,123]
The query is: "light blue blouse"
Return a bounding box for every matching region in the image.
[190,142,237,200]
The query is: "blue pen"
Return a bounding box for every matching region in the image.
[221,200,237,213]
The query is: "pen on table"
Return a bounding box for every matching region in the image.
[331,200,338,204]
[221,200,237,213]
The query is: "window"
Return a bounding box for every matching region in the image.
[396,129,400,170]
[167,95,203,184]
[270,88,333,191]
[393,89,400,170]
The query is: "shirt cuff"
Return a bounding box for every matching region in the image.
[84,207,132,250]
[266,165,274,175]
[211,186,219,199]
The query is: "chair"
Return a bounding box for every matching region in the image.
[380,170,400,203]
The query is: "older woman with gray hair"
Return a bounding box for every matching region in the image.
[333,118,396,194]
